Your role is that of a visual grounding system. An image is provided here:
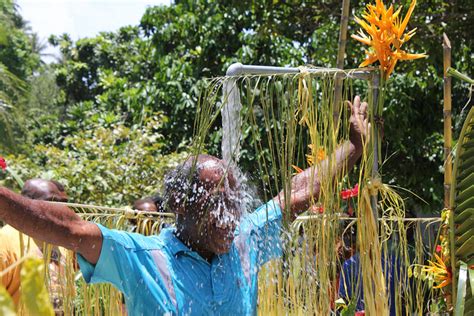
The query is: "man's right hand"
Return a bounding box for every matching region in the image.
[0,187,102,264]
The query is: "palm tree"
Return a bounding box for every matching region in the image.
[0,0,27,151]
[30,32,57,64]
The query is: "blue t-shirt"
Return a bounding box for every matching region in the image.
[77,200,282,315]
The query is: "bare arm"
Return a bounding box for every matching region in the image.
[0,187,102,264]
[274,96,369,218]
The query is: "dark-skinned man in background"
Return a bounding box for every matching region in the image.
[133,197,160,213]
[0,97,369,315]
[131,195,170,232]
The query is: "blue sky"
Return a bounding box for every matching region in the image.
[17,0,170,61]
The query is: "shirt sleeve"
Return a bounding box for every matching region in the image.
[76,224,152,296]
[246,200,283,266]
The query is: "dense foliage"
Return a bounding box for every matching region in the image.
[0,0,472,211]
[5,110,187,206]
[0,0,40,150]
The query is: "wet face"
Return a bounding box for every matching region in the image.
[190,159,242,255]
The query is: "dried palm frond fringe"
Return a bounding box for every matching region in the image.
[1,69,444,315]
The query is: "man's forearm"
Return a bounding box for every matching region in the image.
[275,139,363,217]
[322,140,362,184]
[0,187,101,262]
[0,187,81,248]
[274,95,368,218]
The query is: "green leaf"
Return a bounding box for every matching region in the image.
[5,167,24,188]
[447,67,474,85]
[340,300,356,316]
[451,106,474,303]
[454,262,468,316]
[0,284,16,316]
[20,257,54,316]
[469,266,474,297]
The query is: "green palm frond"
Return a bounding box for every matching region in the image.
[0,63,27,102]
[0,63,27,150]
[447,68,474,85]
[450,106,474,312]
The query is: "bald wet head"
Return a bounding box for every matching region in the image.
[164,154,243,255]
[165,155,241,212]
[21,179,69,202]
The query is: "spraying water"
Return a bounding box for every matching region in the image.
[221,78,242,168]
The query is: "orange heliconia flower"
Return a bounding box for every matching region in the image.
[291,164,304,174]
[352,0,427,79]
[292,145,326,174]
[421,253,452,289]
[306,145,325,166]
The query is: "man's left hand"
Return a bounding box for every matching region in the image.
[347,96,370,150]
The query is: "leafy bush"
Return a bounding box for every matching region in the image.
[1,0,473,213]
[2,109,188,206]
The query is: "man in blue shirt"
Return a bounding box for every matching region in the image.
[78,198,282,315]
[0,97,369,314]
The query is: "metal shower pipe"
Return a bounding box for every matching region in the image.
[221,63,380,219]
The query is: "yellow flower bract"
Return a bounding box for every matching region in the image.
[306,145,325,166]
[352,0,427,79]
[292,145,325,174]
[421,253,452,289]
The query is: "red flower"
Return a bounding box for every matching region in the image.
[310,204,325,214]
[0,157,6,171]
[436,245,442,253]
[341,184,359,200]
[350,184,359,197]
[315,205,324,214]
[341,189,351,200]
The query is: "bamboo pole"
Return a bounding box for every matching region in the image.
[333,0,351,124]
[443,33,452,210]
[443,33,456,307]
[371,72,380,220]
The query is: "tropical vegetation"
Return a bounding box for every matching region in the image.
[0,0,473,314]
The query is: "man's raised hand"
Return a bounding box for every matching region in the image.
[347,96,370,148]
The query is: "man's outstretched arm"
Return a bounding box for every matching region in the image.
[0,187,102,264]
[274,96,369,218]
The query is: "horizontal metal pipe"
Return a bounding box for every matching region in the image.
[295,215,441,222]
[226,62,374,80]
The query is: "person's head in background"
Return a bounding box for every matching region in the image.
[21,179,68,202]
[133,195,166,213]
[133,197,158,212]
[18,178,71,312]
[132,195,168,233]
